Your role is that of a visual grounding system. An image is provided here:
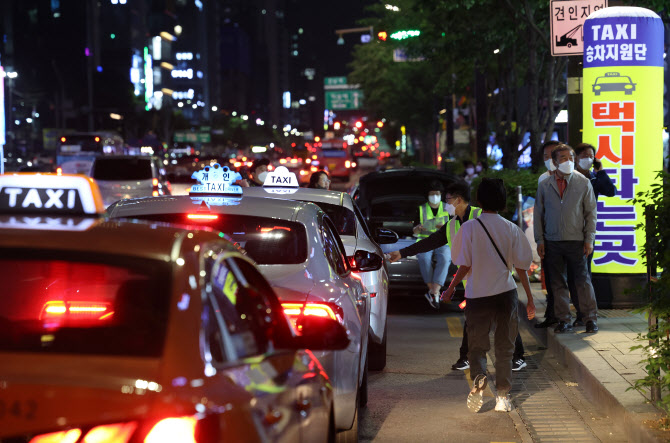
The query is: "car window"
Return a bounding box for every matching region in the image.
[311,202,356,236]
[0,253,170,357]
[129,214,308,265]
[92,158,153,180]
[204,256,271,360]
[352,202,372,238]
[320,218,349,276]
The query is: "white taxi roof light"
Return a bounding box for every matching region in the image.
[262,166,300,194]
[189,163,243,196]
[0,173,105,215]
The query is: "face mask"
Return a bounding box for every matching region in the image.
[466,167,475,175]
[558,160,574,175]
[475,165,483,172]
[544,159,556,171]
[445,203,456,216]
[579,158,593,170]
[428,195,441,205]
[256,171,268,183]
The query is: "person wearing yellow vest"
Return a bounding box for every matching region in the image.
[388,182,481,309]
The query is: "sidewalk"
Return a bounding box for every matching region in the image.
[518,282,670,443]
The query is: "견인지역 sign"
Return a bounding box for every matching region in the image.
[551,0,608,56]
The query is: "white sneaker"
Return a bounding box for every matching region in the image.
[494,395,513,412]
[433,293,441,307]
[467,374,487,412]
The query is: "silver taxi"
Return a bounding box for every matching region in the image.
[106,166,373,438]
[244,182,397,370]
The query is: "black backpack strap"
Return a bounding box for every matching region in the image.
[476,218,509,270]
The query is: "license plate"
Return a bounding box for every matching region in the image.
[329,163,336,169]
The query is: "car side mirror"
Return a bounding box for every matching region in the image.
[348,250,383,272]
[287,316,350,351]
[374,228,399,245]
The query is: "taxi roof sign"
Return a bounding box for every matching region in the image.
[262,166,300,194]
[190,163,243,196]
[0,173,105,215]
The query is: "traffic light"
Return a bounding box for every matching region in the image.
[390,30,420,40]
[378,31,388,41]
[334,122,341,130]
[355,121,363,129]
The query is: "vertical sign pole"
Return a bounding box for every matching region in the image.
[583,7,664,307]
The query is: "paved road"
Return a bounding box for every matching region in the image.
[360,294,627,442]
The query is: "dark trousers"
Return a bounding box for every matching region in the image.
[567,252,594,321]
[542,258,556,320]
[465,289,518,394]
[545,241,597,323]
[460,322,524,361]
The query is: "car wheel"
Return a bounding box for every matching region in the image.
[368,324,387,371]
[335,405,359,443]
[567,43,572,48]
[358,356,368,409]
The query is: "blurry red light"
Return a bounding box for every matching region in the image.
[94,137,100,142]
[144,417,197,443]
[60,137,66,143]
[30,429,82,443]
[187,213,219,221]
[355,121,363,129]
[41,301,114,322]
[83,422,137,443]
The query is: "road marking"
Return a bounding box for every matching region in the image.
[446,317,463,337]
[464,368,495,398]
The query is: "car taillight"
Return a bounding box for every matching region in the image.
[282,302,343,333]
[351,162,357,168]
[299,170,309,176]
[30,429,82,443]
[83,422,138,442]
[144,416,197,443]
[345,160,351,168]
[152,178,159,196]
[187,213,219,221]
[306,158,311,164]
[41,301,114,322]
[56,167,63,175]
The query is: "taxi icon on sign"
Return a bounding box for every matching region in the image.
[592,72,636,96]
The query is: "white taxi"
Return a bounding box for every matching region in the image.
[244,168,398,370]
[106,166,375,440]
[0,172,347,442]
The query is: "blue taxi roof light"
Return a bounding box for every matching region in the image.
[189,163,244,196]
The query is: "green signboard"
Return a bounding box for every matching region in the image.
[173,131,210,143]
[325,90,364,110]
[324,76,347,87]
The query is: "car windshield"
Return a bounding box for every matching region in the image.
[126,213,308,265]
[0,254,170,357]
[309,202,356,236]
[92,158,153,181]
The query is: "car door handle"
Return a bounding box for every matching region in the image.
[264,408,283,425]
[296,398,311,412]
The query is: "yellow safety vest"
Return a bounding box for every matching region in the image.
[446,206,482,245]
[416,202,449,240]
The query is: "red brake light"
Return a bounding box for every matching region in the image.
[30,429,82,443]
[83,422,137,442]
[95,136,101,142]
[60,137,66,143]
[260,226,291,233]
[281,302,343,333]
[152,178,159,187]
[41,301,114,322]
[187,213,219,221]
[144,416,197,443]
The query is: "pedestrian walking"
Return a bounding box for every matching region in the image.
[534,143,598,334]
[441,178,535,413]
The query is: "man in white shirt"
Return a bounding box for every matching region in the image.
[442,178,535,413]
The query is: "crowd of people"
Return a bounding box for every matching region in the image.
[386,139,614,413]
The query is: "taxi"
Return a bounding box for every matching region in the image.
[105,165,373,439]
[0,173,348,443]
[244,169,397,370]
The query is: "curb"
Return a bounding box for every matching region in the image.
[517,296,667,443]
